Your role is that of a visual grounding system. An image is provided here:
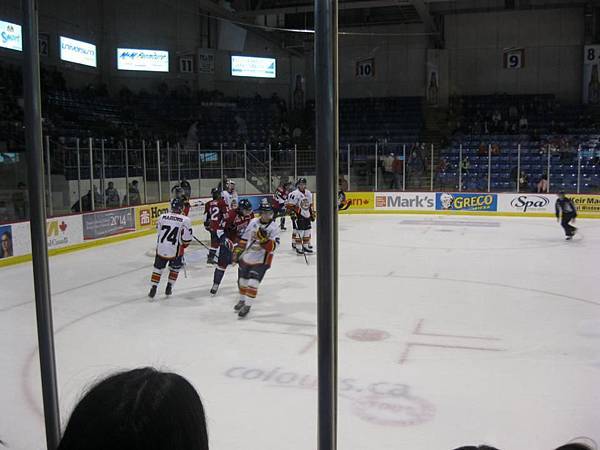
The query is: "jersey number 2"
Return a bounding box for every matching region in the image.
[160,225,180,245]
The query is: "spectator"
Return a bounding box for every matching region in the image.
[12,181,28,220]
[519,171,530,191]
[105,182,120,208]
[57,367,209,450]
[509,104,518,121]
[537,173,548,193]
[491,144,501,156]
[478,143,488,156]
[127,180,141,205]
[391,155,404,189]
[461,156,470,175]
[519,115,528,131]
[382,153,395,188]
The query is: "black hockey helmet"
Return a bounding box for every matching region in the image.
[296,177,307,187]
[211,188,221,200]
[258,198,274,218]
[170,197,184,214]
[238,198,253,214]
[173,186,185,198]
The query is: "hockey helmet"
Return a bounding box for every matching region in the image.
[211,188,221,200]
[170,197,184,214]
[173,186,185,198]
[296,177,307,188]
[226,179,236,191]
[238,198,253,215]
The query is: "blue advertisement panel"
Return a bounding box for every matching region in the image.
[435,193,498,212]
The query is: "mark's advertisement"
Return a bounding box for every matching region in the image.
[435,193,498,212]
[375,193,434,210]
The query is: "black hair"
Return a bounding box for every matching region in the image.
[452,447,501,450]
[58,367,208,450]
[555,445,595,450]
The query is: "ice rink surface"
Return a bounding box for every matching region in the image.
[1,214,600,450]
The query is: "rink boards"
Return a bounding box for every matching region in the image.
[1,191,599,267]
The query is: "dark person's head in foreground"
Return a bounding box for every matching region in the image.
[58,367,208,450]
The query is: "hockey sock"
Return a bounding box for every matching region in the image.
[302,232,311,248]
[244,278,259,306]
[238,277,249,302]
[213,267,226,285]
[151,268,163,286]
[294,232,302,247]
[168,268,180,286]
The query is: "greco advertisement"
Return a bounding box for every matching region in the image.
[499,194,556,215]
[117,48,169,72]
[375,192,435,211]
[83,208,135,240]
[339,192,374,213]
[436,193,497,212]
[0,20,22,52]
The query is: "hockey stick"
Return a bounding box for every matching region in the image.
[182,256,188,278]
[193,235,211,251]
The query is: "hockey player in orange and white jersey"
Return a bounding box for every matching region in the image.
[232,200,280,318]
[286,177,315,255]
[222,180,239,210]
[148,198,193,299]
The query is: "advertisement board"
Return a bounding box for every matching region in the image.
[83,208,135,240]
[46,215,84,249]
[117,48,169,72]
[231,56,276,78]
[0,225,14,259]
[375,192,435,210]
[499,193,556,214]
[0,20,22,52]
[435,193,497,212]
[339,192,374,213]
[60,36,97,67]
[136,202,171,229]
[571,195,600,216]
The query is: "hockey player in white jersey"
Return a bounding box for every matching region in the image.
[222,180,239,210]
[232,200,280,318]
[286,177,315,255]
[148,198,193,299]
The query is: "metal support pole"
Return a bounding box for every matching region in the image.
[157,141,162,201]
[198,143,202,196]
[45,135,53,216]
[220,143,224,187]
[315,0,338,448]
[124,139,130,206]
[516,144,521,193]
[347,144,351,191]
[89,137,95,211]
[294,144,298,180]
[142,140,148,204]
[268,144,273,192]
[167,142,171,190]
[101,139,106,208]
[177,143,181,181]
[22,0,61,447]
[547,145,551,193]
[430,143,434,192]
[244,144,248,194]
[458,144,463,192]
[577,145,582,194]
[487,144,492,193]
[374,142,378,191]
[402,144,406,191]
[76,138,82,212]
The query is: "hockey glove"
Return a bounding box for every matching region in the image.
[310,210,316,222]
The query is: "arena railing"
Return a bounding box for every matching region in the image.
[0,138,598,223]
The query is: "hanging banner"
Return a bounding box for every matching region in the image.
[583,45,600,105]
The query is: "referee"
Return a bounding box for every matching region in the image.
[555,192,577,240]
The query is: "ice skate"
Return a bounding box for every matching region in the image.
[148,285,157,299]
[210,283,219,295]
[165,283,173,296]
[238,304,251,318]
[234,300,245,311]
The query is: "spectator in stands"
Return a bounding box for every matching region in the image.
[392,155,404,189]
[382,153,395,188]
[509,104,518,121]
[519,115,528,131]
[537,173,548,193]
[105,182,120,208]
[478,143,488,156]
[519,171,530,191]
[492,109,501,130]
[1,231,13,258]
[127,180,141,205]
[491,144,501,156]
[57,367,209,450]
[12,182,28,220]
[435,157,448,188]
[461,156,470,175]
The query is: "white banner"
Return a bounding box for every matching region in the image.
[374,192,435,210]
[0,20,22,52]
[499,193,557,214]
[60,36,97,67]
[231,56,276,78]
[117,48,169,72]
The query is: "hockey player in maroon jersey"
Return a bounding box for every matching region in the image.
[204,188,228,264]
[273,181,292,230]
[209,198,254,295]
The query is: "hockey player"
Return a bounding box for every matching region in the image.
[222,180,239,210]
[338,184,351,211]
[232,200,280,318]
[287,177,315,254]
[273,181,292,230]
[172,185,191,216]
[148,198,193,299]
[210,198,254,295]
[555,192,578,240]
[204,188,228,264]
